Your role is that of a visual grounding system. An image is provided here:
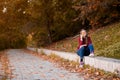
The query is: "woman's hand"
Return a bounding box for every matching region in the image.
[82,44,87,47]
[80,44,87,48]
[83,44,87,46]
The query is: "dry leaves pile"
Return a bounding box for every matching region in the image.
[0,50,12,80]
[25,49,120,80]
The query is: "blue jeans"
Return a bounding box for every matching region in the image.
[77,44,94,59]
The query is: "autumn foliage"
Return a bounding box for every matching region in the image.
[0,0,120,49]
[74,0,120,29]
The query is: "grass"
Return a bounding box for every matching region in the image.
[45,22,120,59]
[91,22,120,59]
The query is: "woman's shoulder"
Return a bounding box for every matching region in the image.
[87,36,91,39]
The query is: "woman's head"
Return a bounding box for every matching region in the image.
[80,29,87,37]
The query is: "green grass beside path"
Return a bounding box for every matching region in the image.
[45,22,120,59]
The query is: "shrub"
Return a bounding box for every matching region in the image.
[0,32,27,51]
[0,34,9,50]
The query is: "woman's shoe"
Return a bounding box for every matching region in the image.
[89,52,94,57]
[79,62,84,68]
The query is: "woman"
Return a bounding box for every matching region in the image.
[77,29,94,67]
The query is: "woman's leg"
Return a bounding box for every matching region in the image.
[88,44,94,56]
[84,46,90,56]
[88,44,94,53]
[77,47,85,61]
[77,47,85,68]
[77,47,85,67]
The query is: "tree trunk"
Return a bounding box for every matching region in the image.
[46,13,52,44]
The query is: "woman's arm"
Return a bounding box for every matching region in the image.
[88,37,92,44]
[77,36,87,49]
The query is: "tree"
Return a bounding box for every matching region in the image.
[51,0,81,41]
[1,0,119,48]
[27,0,81,46]
[0,0,29,50]
[74,0,120,29]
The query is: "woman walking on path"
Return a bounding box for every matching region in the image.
[77,29,94,67]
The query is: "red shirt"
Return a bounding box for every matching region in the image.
[78,36,92,49]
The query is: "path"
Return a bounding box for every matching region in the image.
[7,49,84,80]
[28,48,120,73]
